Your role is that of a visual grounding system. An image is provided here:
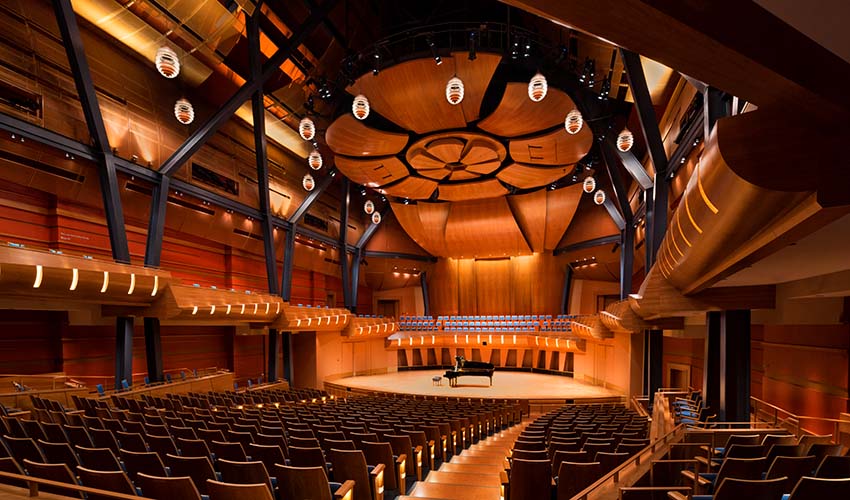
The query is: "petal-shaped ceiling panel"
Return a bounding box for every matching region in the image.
[544,183,583,250]
[465,160,502,175]
[418,168,451,180]
[448,171,480,181]
[507,190,548,253]
[346,53,501,134]
[478,84,580,137]
[428,138,465,164]
[497,163,575,189]
[326,114,409,157]
[444,198,532,258]
[382,176,438,200]
[461,141,500,164]
[335,156,409,188]
[438,179,509,201]
[509,127,593,166]
[408,148,445,170]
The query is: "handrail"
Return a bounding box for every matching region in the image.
[572,423,686,500]
[750,396,845,439]
[0,470,153,499]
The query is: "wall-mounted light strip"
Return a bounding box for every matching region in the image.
[253,303,258,315]
[669,228,685,257]
[501,335,504,344]
[100,271,109,293]
[151,275,159,296]
[684,195,703,234]
[696,162,719,214]
[240,304,246,314]
[191,306,198,315]
[70,268,79,291]
[128,273,136,294]
[226,304,231,315]
[409,337,413,346]
[431,335,435,344]
[676,211,692,247]
[420,336,424,345]
[535,336,539,346]
[210,305,216,315]
[318,317,323,326]
[513,335,516,344]
[265,303,270,315]
[33,265,43,288]
[397,338,401,346]
[275,303,281,315]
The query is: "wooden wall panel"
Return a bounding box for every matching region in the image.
[456,258,477,315]
[0,310,62,374]
[511,255,535,313]
[429,259,459,316]
[474,259,512,315]
[233,335,266,383]
[662,337,705,390]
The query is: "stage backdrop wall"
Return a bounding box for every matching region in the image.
[429,253,565,315]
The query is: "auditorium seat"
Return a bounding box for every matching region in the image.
[217,459,275,494]
[206,479,275,500]
[137,473,203,500]
[23,460,84,498]
[119,449,169,482]
[76,466,138,499]
[556,461,600,500]
[510,458,552,500]
[75,446,123,472]
[787,476,850,499]
[166,454,217,495]
[37,440,80,470]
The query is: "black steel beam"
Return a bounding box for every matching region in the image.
[646,329,663,398]
[420,271,431,317]
[115,317,134,391]
[158,0,339,178]
[350,247,362,313]
[280,225,296,302]
[281,331,292,382]
[553,234,621,256]
[560,265,573,315]
[52,0,130,264]
[356,206,389,248]
[621,49,668,266]
[363,251,438,262]
[704,86,728,142]
[248,14,279,295]
[720,309,751,422]
[620,224,635,300]
[616,149,653,190]
[339,178,352,310]
[144,176,169,267]
[703,311,721,412]
[665,108,704,178]
[143,318,164,383]
[267,329,279,383]
[288,169,337,224]
[600,141,634,223]
[602,197,626,231]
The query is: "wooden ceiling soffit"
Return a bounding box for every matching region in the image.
[498,163,574,189]
[390,202,441,256]
[509,127,593,166]
[334,155,409,187]
[478,84,579,137]
[438,178,509,201]
[346,53,501,134]
[382,176,438,200]
[444,198,531,257]
[507,189,548,252]
[416,201,452,256]
[0,246,170,309]
[544,183,583,250]
[325,114,409,156]
[124,285,284,324]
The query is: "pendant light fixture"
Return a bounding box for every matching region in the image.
[364,200,375,214]
[352,94,370,120]
[528,73,547,102]
[302,174,315,191]
[371,211,382,224]
[565,109,583,134]
[593,189,606,205]
[174,98,194,124]
[617,128,634,152]
[299,117,315,141]
[582,176,596,194]
[446,76,464,105]
[155,46,180,78]
[308,149,323,170]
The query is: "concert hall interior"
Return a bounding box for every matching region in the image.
[0,1,848,499]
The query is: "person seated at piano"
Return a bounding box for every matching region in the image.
[454,355,465,371]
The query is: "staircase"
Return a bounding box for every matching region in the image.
[403,419,530,499]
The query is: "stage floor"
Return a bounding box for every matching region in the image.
[333,370,622,400]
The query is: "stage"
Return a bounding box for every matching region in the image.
[328,370,623,401]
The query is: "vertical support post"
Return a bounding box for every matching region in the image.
[620,224,635,300]
[281,331,292,383]
[281,226,296,302]
[143,318,164,383]
[561,266,573,315]
[719,309,751,422]
[267,329,279,383]
[420,271,430,316]
[52,0,130,264]
[621,49,668,266]
[248,13,279,295]
[703,311,721,412]
[646,329,663,399]
[115,317,134,391]
[339,178,352,310]
[350,248,362,314]
[704,86,728,140]
[144,176,170,267]
[643,188,655,271]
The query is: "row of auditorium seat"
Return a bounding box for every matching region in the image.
[1,388,523,500]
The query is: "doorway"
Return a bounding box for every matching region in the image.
[667,363,691,390]
[377,299,398,318]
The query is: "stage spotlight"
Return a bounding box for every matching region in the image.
[372,52,381,75]
[427,37,442,65]
[523,41,532,58]
[468,31,477,61]
[598,74,611,100]
[317,77,333,100]
[304,95,315,112]
[510,38,520,60]
[554,44,568,65]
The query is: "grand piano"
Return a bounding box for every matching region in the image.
[444,356,495,387]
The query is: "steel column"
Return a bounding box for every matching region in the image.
[350,248,362,313]
[719,309,751,422]
[289,170,337,224]
[703,311,722,412]
[561,266,573,315]
[280,225,297,302]
[420,271,431,317]
[339,178,352,310]
[143,318,164,383]
[621,49,668,266]
[646,329,663,399]
[248,14,279,295]
[52,0,130,263]
[281,331,292,383]
[144,176,170,267]
[620,224,635,300]
[267,329,279,383]
[704,86,728,140]
[115,317,134,391]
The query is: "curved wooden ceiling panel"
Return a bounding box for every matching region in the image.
[444,198,532,257]
[382,176,438,200]
[408,148,445,170]
[544,183,583,250]
[438,179,509,201]
[509,126,593,166]
[326,114,409,157]
[334,156,410,188]
[497,163,575,189]
[507,190,548,252]
[390,202,431,252]
[478,84,579,137]
[428,138,465,163]
[346,53,501,134]
[416,202,451,256]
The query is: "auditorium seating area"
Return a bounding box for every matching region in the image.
[0,390,523,499]
[396,314,577,333]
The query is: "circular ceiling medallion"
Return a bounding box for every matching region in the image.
[406,131,506,182]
